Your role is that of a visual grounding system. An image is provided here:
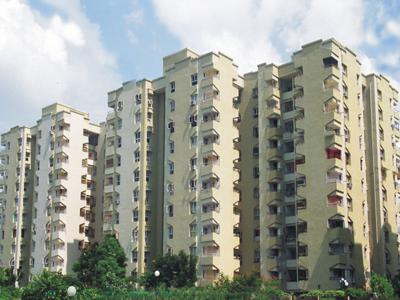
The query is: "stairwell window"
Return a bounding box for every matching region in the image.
[170,100,175,112]
[168,161,174,175]
[133,189,139,202]
[190,201,197,214]
[167,121,175,133]
[133,210,139,222]
[253,107,259,118]
[134,149,140,162]
[168,225,173,239]
[135,131,140,143]
[189,114,197,127]
[253,126,259,138]
[167,204,173,217]
[170,82,175,93]
[169,141,174,153]
[134,169,140,182]
[191,74,198,86]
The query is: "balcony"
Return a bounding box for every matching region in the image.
[324,74,340,91]
[233,245,241,260]
[233,158,240,171]
[266,97,280,117]
[233,137,240,150]
[79,240,91,250]
[233,116,241,128]
[202,85,220,102]
[202,67,220,83]
[233,223,241,237]
[233,97,240,108]
[327,190,344,207]
[55,134,69,147]
[266,127,282,139]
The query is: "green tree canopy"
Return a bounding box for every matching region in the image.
[140,251,197,289]
[371,273,395,299]
[0,267,15,287]
[73,234,127,289]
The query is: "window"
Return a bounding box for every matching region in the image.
[168,225,173,239]
[133,189,139,202]
[135,131,140,143]
[117,118,122,130]
[253,107,259,118]
[167,183,174,195]
[168,121,175,133]
[191,74,198,86]
[190,94,197,106]
[135,111,141,123]
[190,179,197,192]
[169,141,174,153]
[167,204,173,217]
[168,161,174,175]
[133,210,139,222]
[254,208,260,220]
[253,126,259,138]
[191,136,197,147]
[190,224,197,237]
[253,146,259,158]
[189,114,197,127]
[190,201,197,214]
[190,157,197,170]
[283,101,294,113]
[134,150,140,162]
[170,81,175,93]
[190,245,197,255]
[269,118,279,128]
[253,187,259,199]
[254,250,260,263]
[132,250,138,262]
[170,100,175,112]
[253,167,259,178]
[134,169,140,182]
[135,93,142,105]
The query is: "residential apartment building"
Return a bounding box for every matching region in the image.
[160,49,241,285]
[0,104,104,283]
[241,39,372,291]
[0,126,34,285]
[105,79,157,277]
[0,38,399,292]
[104,49,241,284]
[363,74,400,278]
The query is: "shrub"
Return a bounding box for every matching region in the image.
[370,273,395,300]
[345,287,368,299]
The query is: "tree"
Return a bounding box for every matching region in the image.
[73,234,127,289]
[0,267,15,287]
[72,243,97,287]
[370,273,395,300]
[140,251,197,289]
[21,270,70,300]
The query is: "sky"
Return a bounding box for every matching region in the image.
[0,0,400,132]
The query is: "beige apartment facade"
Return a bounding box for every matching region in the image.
[1,38,399,291]
[0,104,104,283]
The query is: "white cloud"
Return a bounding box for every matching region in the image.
[365,30,379,46]
[125,9,144,25]
[359,53,377,75]
[127,29,139,45]
[381,52,400,67]
[385,20,400,38]
[0,0,121,131]
[151,0,365,72]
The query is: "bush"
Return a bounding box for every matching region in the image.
[345,287,368,299]
[370,273,395,300]
[21,270,70,300]
[0,286,20,300]
[140,251,197,289]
